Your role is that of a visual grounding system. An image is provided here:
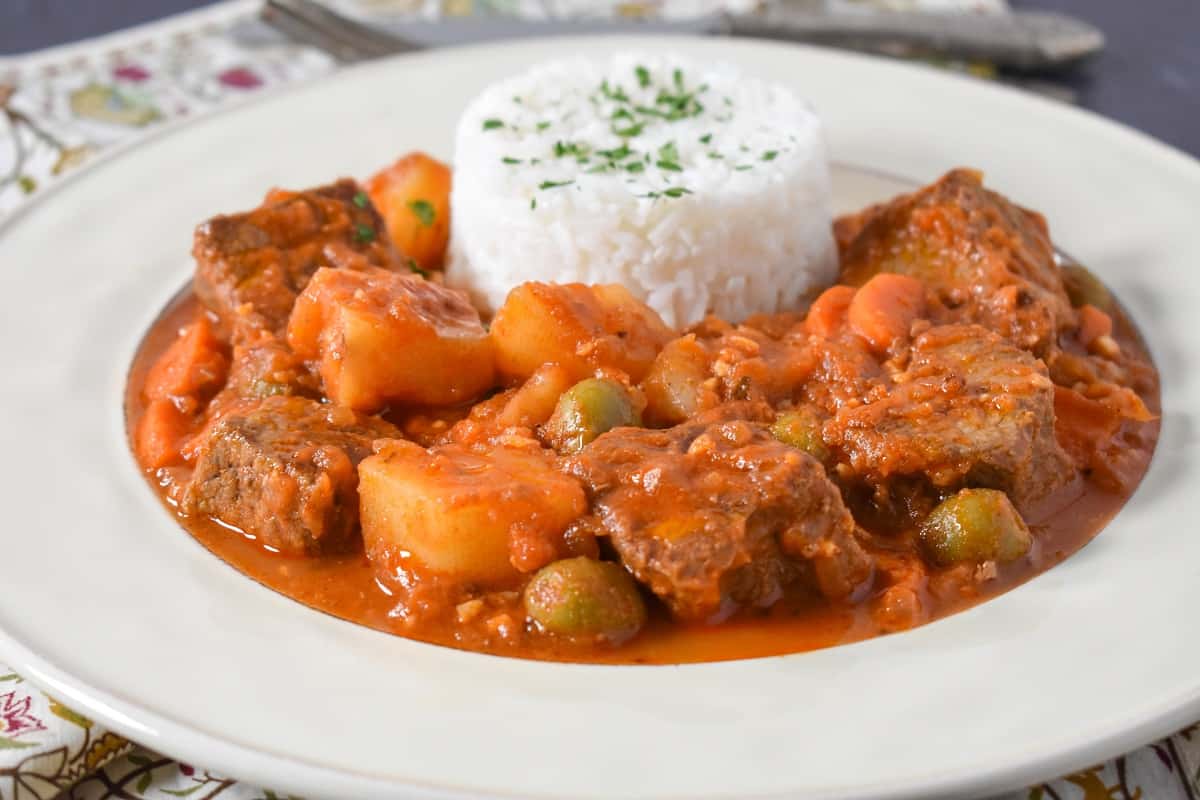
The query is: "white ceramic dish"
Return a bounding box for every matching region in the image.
[0,36,1197,800]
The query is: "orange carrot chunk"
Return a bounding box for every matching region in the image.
[135,399,192,470]
[1077,303,1114,348]
[144,315,228,405]
[848,273,926,352]
[804,285,857,338]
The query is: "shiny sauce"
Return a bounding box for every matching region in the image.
[127,293,1159,664]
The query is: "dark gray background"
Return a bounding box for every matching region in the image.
[2,0,1197,157]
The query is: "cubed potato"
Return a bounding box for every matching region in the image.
[365,152,452,271]
[287,267,494,411]
[490,282,673,384]
[641,335,715,426]
[359,439,587,585]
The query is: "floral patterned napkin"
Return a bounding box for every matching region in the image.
[1,2,1197,799]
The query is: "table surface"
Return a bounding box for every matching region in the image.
[2,0,1198,158]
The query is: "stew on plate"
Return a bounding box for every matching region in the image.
[126,160,1159,663]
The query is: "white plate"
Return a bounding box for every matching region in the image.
[1,36,1198,800]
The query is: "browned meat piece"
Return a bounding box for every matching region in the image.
[566,416,871,622]
[204,332,321,421]
[182,396,398,556]
[837,169,1075,354]
[193,179,400,341]
[826,324,1073,510]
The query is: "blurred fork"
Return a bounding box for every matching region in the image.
[261,0,1105,70]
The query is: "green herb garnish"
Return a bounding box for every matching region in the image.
[658,141,680,163]
[539,180,575,190]
[353,223,376,243]
[482,118,504,131]
[596,143,632,160]
[663,187,692,198]
[407,199,436,227]
[734,165,753,171]
[554,140,590,159]
[536,121,551,132]
[502,157,522,165]
[635,65,651,88]
[624,161,645,173]
[613,121,645,138]
[762,150,779,161]
[407,258,430,279]
[699,133,712,144]
[352,191,369,208]
[656,161,683,172]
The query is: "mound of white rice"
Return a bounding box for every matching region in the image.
[446,53,835,328]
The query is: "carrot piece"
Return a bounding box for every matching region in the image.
[1077,303,1114,348]
[365,152,452,272]
[144,315,228,404]
[804,285,857,338]
[848,273,926,352]
[135,399,192,470]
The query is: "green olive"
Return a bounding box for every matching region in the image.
[919,489,1032,566]
[770,408,830,462]
[1061,263,1112,312]
[524,557,647,643]
[543,378,640,454]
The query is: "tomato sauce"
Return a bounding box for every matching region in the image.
[126,292,1158,665]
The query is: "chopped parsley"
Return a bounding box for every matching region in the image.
[407,258,430,279]
[624,161,645,173]
[554,140,590,159]
[501,157,522,165]
[612,120,645,138]
[600,79,630,103]
[536,121,552,132]
[761,150,779,161]
[353,223,376,243]
[735,165,753,171]
[663,187,692,198]
[482,118,504,131]
[538,180,575,190]
[530,197,537,210]
[699,133,712,144]
[708,152,724,159]
[657,141,680,163]
[635,65,651,88]
[407,199,436,227]
[596,143,632,160]
[656,160,683,172]
[352,191,369,208]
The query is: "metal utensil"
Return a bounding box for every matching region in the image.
[262,0,1104,71]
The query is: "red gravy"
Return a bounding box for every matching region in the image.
[126,293,1159,665]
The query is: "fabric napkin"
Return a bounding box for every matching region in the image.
[0,2,1195,799]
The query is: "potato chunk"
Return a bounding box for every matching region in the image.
[490,282,673,383]
[288,267,494,411]
[365,153,452,272]
[360,439,587,585]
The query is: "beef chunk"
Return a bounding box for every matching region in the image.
[827,324,1073,510]
[182,396,398,556]
[205,332,321,419]
[566,416,871,622]
[193,179,399,341]
[837,169,1075,354]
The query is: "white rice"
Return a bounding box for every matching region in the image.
[446,53,836,328]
